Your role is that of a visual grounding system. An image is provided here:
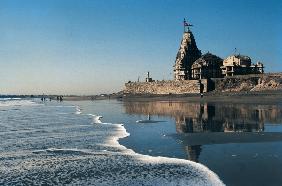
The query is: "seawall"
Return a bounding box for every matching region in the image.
[124,80,207,95]
[123,73,282,95]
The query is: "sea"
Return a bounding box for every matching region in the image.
[1,98,282,186]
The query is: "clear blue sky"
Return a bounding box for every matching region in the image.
[0,0,281,95]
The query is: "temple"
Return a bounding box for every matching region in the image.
[173,19,264,80]
[124,20,269,95]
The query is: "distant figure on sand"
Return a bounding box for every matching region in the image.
[60,96,63,102]
[41,94,46,102]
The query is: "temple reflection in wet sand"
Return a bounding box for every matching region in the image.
[123,101,282,162]
[175,103,265,133]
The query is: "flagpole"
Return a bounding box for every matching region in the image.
[183,18,186,32]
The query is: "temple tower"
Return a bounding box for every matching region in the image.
[174,19,201,80]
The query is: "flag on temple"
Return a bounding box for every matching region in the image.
[184,19,193,27]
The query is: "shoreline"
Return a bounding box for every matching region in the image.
[63,90,282,104]
[75,102,225,185]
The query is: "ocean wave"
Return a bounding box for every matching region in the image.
[0,105,224,185]
[75,106,82,115]
[88,114,104,124]
[0,99,38,107]
[0,98,22,101]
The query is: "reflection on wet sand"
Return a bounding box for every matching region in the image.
[175,104,265,133]
[186,145,201,163]
[124,101,282,132]
[123,101,282,162]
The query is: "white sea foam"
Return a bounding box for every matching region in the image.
[86,114,225,186]
[0,99,38,107]
[75,106,82,114]
[33,148,98,155]
[0,98,21,101]
[88,114,103,124]
[0,105,224,185]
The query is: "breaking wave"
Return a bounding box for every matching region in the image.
[87,114,105,124]
[0,98,38,107]
[75,106,82,114]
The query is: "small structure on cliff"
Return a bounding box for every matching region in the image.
[145,72,154,82]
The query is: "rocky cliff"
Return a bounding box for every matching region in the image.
[212,73,282,92]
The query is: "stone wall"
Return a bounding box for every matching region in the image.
[124,73,282,95]
[124,80,207,95]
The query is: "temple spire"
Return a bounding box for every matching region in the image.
[174,19,201,80]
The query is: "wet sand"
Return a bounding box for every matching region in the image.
[120,90,282,104]
[63,90,282,104]
[171,132,282,146]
